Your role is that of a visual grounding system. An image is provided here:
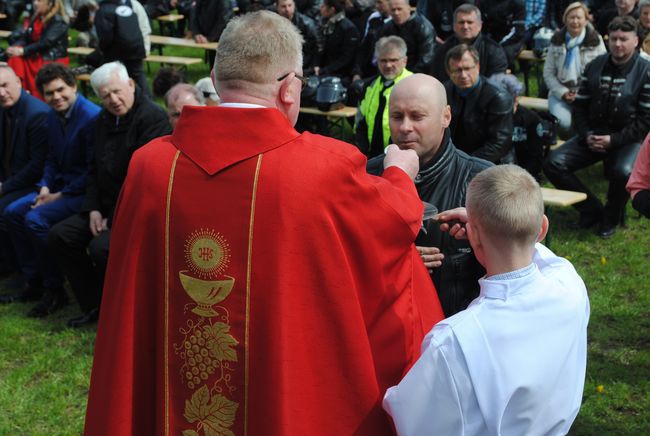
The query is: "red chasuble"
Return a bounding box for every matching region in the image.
[84,106,444,435]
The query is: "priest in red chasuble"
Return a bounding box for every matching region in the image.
[84,10,444,436]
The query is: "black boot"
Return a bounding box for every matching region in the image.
[27,288,68,318]
[597,205,625,238]
[0,279,44,304]
[67,307,100,328]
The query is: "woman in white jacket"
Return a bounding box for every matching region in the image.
[543,2,606,137]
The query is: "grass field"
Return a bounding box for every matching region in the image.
[0,29,649,434]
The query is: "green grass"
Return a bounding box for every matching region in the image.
[0,302,95,433]
[0,32,649,435]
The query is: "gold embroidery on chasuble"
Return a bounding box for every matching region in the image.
[166,153,263,436]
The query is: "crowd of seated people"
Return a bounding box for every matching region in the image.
[0,0,646,330]
[0,60,187,327]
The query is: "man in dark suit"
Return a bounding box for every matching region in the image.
[0,64,49,298]
[3,64,101,317]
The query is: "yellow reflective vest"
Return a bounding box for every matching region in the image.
[357,68,413,149]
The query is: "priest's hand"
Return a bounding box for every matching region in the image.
[89,210,109,236]
[436,207,468,240]
[384,144,419,181]
[416,246,444,272]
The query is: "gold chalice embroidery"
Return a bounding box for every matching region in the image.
[175,228,239,434]
[181,229,234,317]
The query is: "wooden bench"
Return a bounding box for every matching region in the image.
[519,96,548,112]
[156,14,184,23]
[68,46,93,56]
[300,106,357,138]
[541,187,586,207]
[145,54,202,67]
[149,34,217,63]
[517,49,544,63]
[550,139,565,151]
[68,46,202,69]
[155,14,184,36]
[149,35,217,51]
[517,50,545,96]
[76,73,91,95]
[541,187,587,248]
[299,106,357,118]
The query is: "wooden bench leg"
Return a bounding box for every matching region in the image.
[519,59,530,96]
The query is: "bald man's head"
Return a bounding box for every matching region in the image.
[388,74,451,165]
[165,83,205,129]
[0,65,22,109]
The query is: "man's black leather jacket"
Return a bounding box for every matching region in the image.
[292,12,320,72]
[380,13,436,74]
[574,53,650,149]
[446,76,513,163]
[432,33,508,82]
[367,132,491,316]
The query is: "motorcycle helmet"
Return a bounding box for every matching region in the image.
[315,76,347,112]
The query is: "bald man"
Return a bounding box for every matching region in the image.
[380,0,436,73]
[164,83,205,130]
[367,73,492,317]
[0,65,49,297]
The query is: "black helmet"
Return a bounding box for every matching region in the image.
[315,76,347,112]
[533,27,554,58]
[300,75,320,106]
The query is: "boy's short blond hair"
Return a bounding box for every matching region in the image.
[466,165,544,246]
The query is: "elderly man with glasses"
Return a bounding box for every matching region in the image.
[84,10,444,436]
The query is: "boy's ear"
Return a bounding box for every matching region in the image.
[536,214,549,243]
[467,220,480,249]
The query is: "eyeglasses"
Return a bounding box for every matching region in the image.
[449,64,477,77]
[277,72,309,90]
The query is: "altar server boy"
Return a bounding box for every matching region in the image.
[383,164,590,435]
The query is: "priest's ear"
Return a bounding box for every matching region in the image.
[278,73,300,106]
[276,73,301,125]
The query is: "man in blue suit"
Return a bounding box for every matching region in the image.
[0,64,48,295]
[2,64,101,316]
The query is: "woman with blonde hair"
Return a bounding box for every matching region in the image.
[543,2,605,138]
[639,0,650,59]
[6,0,69,99]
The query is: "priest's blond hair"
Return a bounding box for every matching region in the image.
[466,165,544,246]
[214,10,303,90]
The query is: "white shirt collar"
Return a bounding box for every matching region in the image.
[219,102,266,109]
[478,263,538,301]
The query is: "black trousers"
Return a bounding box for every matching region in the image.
[48,213,111,313]
[632,190,650,219]
[0,187,36,270]
[543,136,641,223]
